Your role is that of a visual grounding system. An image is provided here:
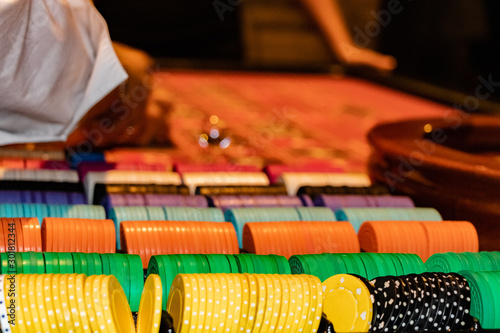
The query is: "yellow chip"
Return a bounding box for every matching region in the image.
[210,274,222,332]
[67,273,85,331]
[41,275,57,332]
[194,274,207,333]
[187,275,200,333]
[0,275,11,333]
[223,274,236,333]
[137,274,163,333]
[103,275,136,333]
[203,274,215,332]
[84,275,100,332]
[285,276,299,333]
[237,274,250,332]
[20,275,32,332]
[60,273,79,332]
[245,274,258,332]
[322,274,372,333]
[306,275,323,333]
[254,274,269,333]
[92,275,111,333]
[98,275,118,332]
[258,275,272,333]
[51,274,68,332]
[27,274,44,333]
[276,275,290,333]
[34,274,50,332]
[215,274,228,333]
[231,274,243,332]
[167,274,193,333]
[296,275,311,333]
[74,274,92,333]
[269,275,283,333]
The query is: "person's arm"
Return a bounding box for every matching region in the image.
[299,0,396,71]
[66,42,171,148]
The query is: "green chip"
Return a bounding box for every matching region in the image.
[127,254,144,312]
[58,253,74,274]
[269,254,291,274]
[288,255,308,275]
[44,252,58,274]
[225,255,240,273]
[325,253,349,276]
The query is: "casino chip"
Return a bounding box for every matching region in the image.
[322,274,374,332]
[137,274,163,333]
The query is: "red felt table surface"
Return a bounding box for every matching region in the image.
[155,70,457,170]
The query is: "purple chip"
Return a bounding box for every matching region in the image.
[299,195,314,207]
[123,194,146,206]
[374,195,415,208]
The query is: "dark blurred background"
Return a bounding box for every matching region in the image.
[94,0,500,107]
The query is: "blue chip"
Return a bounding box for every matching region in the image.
[68,192,86,205]
[44,191,69,205]
[145,206,167,220]
[31,191,44,204]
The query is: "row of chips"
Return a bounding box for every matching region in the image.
[0,252,144,312]
[1,273,135,333]
[0,190,86,205]
[121,221,239,269]
[243,221,360,258]
[323,272,475,332]
[42,218,115,253]
[146,253,291,310]
[167,273,323,333]
[426,251,500,273]
[358,221,479,260]
[110,206,225,249]
[0,203,105,223]
[290,253,425,282]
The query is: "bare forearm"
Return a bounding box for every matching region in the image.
[299,0,396,71]
[299,0,354,59]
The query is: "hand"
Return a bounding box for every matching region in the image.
[66,42,171,148]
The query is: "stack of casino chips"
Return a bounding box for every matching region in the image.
[0,273,135,333]
[0,190,86,204]
[167,273,323,333]
[225,206,337,247]
[358,221,479,260]
[42,218,116,253]
[312,194,415,210]
[102,193,209,211]
[243,221,359,258]
[110,206,225,249]
[0,252,144,311]
[121,221,239,268]
[0,203,105,224]
[147,253,291,310]
[460,270,500,329]
[0,218,42,252]
[336,207,442,232]
[426,251,500,273]
[208,195,303,210]
[290,253,424,281]
[322,273,474,332]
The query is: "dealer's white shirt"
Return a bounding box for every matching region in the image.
[0,0,127,145]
